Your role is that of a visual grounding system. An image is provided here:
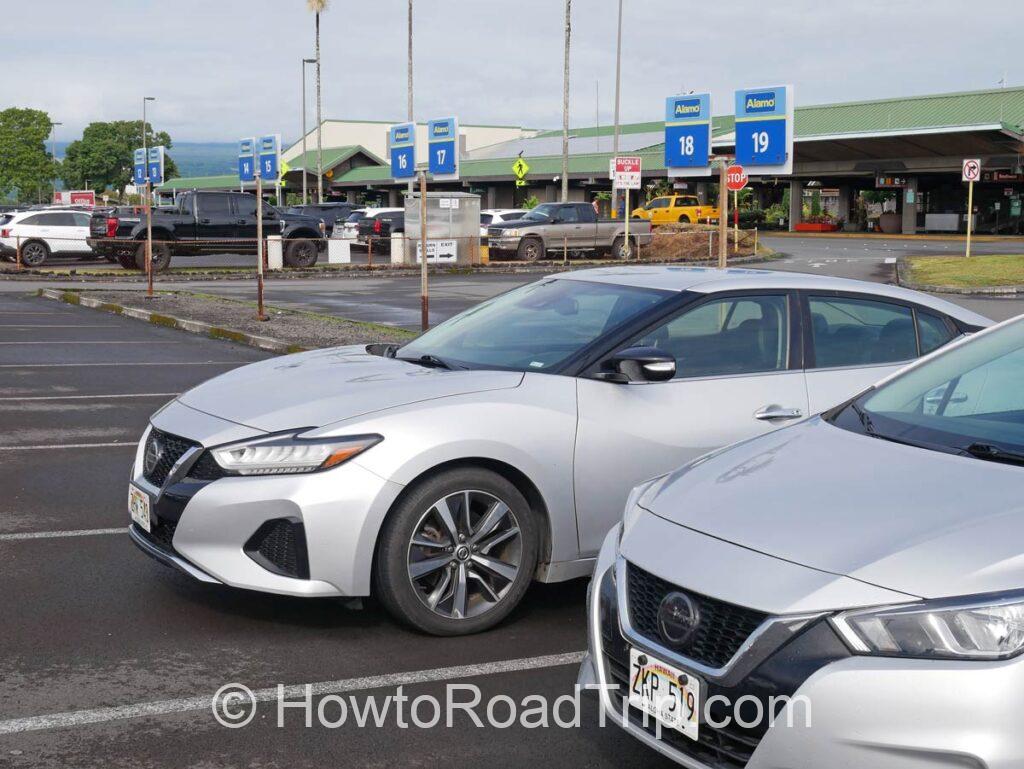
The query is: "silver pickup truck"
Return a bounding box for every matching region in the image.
[486,202,652,261]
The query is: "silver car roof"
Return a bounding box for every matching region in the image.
[554,266,992,327]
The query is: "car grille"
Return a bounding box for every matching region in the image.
[627,562,768,669]
[487,227,505,238]
[244,519,310,579]
[143,429,200,487]
[186,451,226,481]
[136,517,178,554]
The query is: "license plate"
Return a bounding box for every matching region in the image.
[128,484,151,533]
[628,647,701,740]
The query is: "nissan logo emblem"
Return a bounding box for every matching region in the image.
[658,591,700,648]
[144,436,164,476]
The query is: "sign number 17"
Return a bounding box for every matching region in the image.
[436,148,446,165]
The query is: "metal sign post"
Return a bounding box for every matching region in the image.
[145,179,153,297]
[613,156,641,259]
[718,161,728,268]
[138,145,165,299]
[238,138,266,321]
[725,164,748,255]
[419,171,429,331]
[962,158,981,258]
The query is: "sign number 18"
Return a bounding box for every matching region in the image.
[678,135,695,156]
[751,130,770,154]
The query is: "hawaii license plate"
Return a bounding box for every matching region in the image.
[128,484,151,533]
[628,647,701,740]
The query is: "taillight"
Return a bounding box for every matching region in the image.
[0,228,9,238]
[105,217,119,238]
[373,218,383,235]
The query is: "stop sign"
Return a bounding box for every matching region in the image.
[725,164,748,191]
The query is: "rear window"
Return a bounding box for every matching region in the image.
[198,195,231,216]
[480,214,493,225]
[809,296,917,368]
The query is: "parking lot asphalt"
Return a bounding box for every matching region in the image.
[0,291,675,769]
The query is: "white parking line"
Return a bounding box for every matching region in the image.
[0,325,120,328]
[0,527,126,541]
[0,393,177,402]
[0,442,134,451]
[0,341,184,345]
[884,257,897,264]
[0,651,585,735]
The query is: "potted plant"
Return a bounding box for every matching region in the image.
[794,214,841,233]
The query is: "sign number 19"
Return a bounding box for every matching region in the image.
[751,130,770,154]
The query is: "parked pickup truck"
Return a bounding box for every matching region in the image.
[632,194,719,225]
[486,202,652,261]
[88,191,326,271]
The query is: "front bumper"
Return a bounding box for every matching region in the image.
[486,237,521,251]
[128,401,405,598]
[584,524,1024,769]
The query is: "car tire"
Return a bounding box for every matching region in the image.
[516,237,544,262]
[20,240,50,267]
[611,236,634,259]
[374,467,539,636]
[284,239,318,268]
[134,242,171,272]
[678,214,692,224]
[116,250,138,270]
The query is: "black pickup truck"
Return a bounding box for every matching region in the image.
[88,191,326,271]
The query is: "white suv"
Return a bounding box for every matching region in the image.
[480,209,527,238]
[0,209,94,266]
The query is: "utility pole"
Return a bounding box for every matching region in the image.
[301,58,315,204]
[560,0,571,202]
[612,0,623,215]
[407,0,415,201]
[141,97,155,297]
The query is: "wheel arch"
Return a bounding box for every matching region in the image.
[371,456,554,579]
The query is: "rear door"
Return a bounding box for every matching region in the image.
[194,193,235,242]
[574,290,808,555]
[801,291,958,414]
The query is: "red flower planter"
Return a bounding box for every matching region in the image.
[794,222,840,233]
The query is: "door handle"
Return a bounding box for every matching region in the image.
[754,406,803,421]
[200,218,212,224]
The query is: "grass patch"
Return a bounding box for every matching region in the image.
[907,254,1024,288]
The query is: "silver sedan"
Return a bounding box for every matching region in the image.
[580,313,1024,767]
[127,266,990,635]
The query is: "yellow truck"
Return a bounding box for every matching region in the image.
[632,194,720,225]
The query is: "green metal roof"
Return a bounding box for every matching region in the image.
[285,144,385,172]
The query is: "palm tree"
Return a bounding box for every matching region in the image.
[307,0,329,203]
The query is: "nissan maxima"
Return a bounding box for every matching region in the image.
[127,266,989,635]
[579,312,1024,767]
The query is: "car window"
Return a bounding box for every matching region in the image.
[72,213,91,227]
[480,214,493,225]
[345,212,363,223]
[809,296,916,368]
[18,214,41,226]
[234,196,257,217]
[632,295,790,379]
[674,197,698,207]
[918,311,955,355]
[558,206,580,223]
[845,319,1024,456]
[647,198,670,209]
[199,195,231,216]
[398,279,669,372]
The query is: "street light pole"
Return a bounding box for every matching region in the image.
[407,0,414,202]
[48,121,62,200]
[561,0,571,203]
[301,58,315,205]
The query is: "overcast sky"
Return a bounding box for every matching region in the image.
[2,0,1020,143]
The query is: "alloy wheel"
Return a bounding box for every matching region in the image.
[406,489,522,620]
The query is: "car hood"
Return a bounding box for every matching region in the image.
[177,345,524,433]
[639,417,1024,599]
[487,218,538,230]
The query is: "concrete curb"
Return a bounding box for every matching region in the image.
[5,253,778,283]
[38,289,306,355]
[895,256,1024,296]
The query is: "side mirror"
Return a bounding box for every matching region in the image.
[598,346,676,383]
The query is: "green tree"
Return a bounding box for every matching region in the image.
[0,108,57,203]
[60,120,178,198]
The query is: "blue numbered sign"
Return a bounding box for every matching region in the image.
[238,138,256,182]
[389,123,416,181]
[147,146,165,185]
[734,87,790,168]
[664,94,711,172]
[258,135,280,181]
[133,148,147,186]
[427,117,459,180]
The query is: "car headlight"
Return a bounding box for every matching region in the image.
[210,432,382,476]
[503,229,519,238]
[832,592,1024,660]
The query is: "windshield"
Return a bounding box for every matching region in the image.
[833,318,1024,457]
[397,278,670,372]
[522,204,559,222]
